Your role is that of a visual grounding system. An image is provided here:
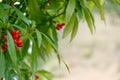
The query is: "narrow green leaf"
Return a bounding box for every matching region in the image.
[76,0,84,19]
[63,61,70,73]
[63,12,76,38]
[70,15,78,41]
[31,41,37,80]
[92,0,106,23]
[0,52,5,78]
[0,3,8,23]
[21,39,30,58]
[36,29,42,48]
[7,31,17,69]
[40,32,61,64]
[13,6,30,25]
[37,70,52,80]
[66,0,75,22]
[83,7,94,33]
[87,9,96,29]
[27,0,42,24]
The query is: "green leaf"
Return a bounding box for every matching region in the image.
[83,7,94,33]
[38,70,52,80]
[63,12,76,38]
[63,61,70,73]
[70,15,78,41]
[76,0,84,19]
[92,0,106,22]
[66,0,75,22]
[31,41,37,80]
[40,32,61,64]
[0,52,5,78]
[36,29,42,48]
[21,39,30,58]
[27,0,42,24]
[13,6,30,25]
[0,3,8,23]
[7,31,17,69]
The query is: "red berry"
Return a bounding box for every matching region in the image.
[13,34,20,39]
[11,30,16,35]
[56,24,62,30]
[16,40,23,45]
[2,42,8,48]
[17,44,23,47]
[2,47,7,51]
[56,26,61,30]
[35,73,39,80]
[61,23,65,26]
[14,39,18,44]
[15,30,20,34]
[2,35,7,39]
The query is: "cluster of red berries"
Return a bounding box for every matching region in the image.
[1,30,23,51]
[56,23,65,30]
[11,30,23,47]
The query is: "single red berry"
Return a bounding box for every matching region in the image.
[56,26,61,30]
[11,30,16,35]
[56,24,62,30]
[14,39,18,44]
[2,47,7,51]
[61,23,65,26]
[2,35,7,39]
[35,73,39,80]
[15,30,20,34]
[17,44,23,47]
[2,42,8,48]
[16,40,23,45]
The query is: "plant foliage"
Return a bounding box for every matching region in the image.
[0,0,118,80]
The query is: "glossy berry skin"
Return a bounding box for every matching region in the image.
[15,30,20,34]
[12,34,20,39]
[11,30,16,35]
[10,30,23,48]
[16,40,23,45]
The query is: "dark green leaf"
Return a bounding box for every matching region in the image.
[7,31,17,69]
[21,39,30,58]
[31,41,37,80]
[36,29,42,48]
[0,52,5,78]
[0,3,8,23]
[13,6,30,25]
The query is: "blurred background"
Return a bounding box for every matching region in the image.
[43,1,120,80]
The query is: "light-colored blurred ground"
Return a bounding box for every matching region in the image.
[44,13,120,80]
